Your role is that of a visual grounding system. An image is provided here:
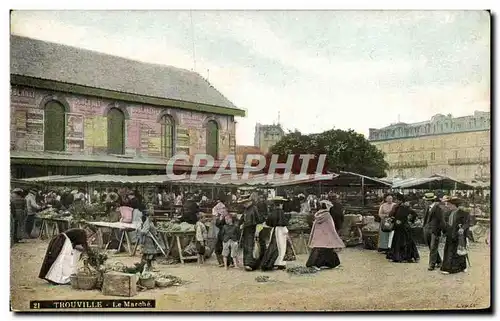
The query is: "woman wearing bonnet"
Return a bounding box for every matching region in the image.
[305,200,345,270]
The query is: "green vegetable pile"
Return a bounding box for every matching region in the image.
[85,247,108,270]
[70,203,109,222]
[286,266,318,275]
[156,221,197,232]
[287,213,310,231]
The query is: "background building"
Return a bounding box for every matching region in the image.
[10,36,244,178]
[369,111,490,183]
[236,145,264,165]
[254,123,285,154]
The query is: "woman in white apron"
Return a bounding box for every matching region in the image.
[377,194,396,253]
[261,197,291,271]
[39,228,89,285]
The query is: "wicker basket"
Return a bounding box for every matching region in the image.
[156,278,175,288]
[70,273,97,290]
[139,277,156,289]
[70,267,97,290]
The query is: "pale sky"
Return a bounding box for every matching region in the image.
[10,10,490,145]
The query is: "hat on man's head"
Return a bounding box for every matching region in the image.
[441,195,451,202]
[423,192,437,201]
[12,188,24,195]
[448,196,462,207]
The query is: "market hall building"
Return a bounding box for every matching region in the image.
[10,35,245,178]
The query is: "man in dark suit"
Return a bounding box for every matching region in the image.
[329,194,345,234]
[422,192,446,271]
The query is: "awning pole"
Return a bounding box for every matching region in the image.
[361,176,365,208]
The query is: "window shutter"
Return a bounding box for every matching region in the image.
[107,108,125,154]
[44,101,65,151]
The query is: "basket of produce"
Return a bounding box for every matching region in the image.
[139,272,156,289]
[70,267,97,290]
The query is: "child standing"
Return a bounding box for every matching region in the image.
[195,213,208,264]
[221,215,240,269]
[138,211,166,272]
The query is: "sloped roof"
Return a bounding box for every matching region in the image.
[10,35,240,111]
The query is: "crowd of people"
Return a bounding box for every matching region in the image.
[9,187,148,245]
[377,192,473,275]
[208,191,346,272]
[10,184,482,286]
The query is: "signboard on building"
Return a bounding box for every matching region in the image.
[177,127,190,155]
[66,113,84,152]
[83,116,107,149]
[25,109,44,151]
[15,111,27,131]
[148,137,162,156]
[66,113,84,140]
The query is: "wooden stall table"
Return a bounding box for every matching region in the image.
[86,221,139,256]
[37,216,74,239]
[159,230,198,264]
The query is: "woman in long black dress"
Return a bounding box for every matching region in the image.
[238,198,265,271]
[213,194,233,267]
[261,197,290,271]
[386,193,420,263]
[441,197,470,274]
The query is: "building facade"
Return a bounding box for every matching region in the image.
[10,36,244,178]
[254,123,285,154]
[369,111,491,183]
[236,145,264,165]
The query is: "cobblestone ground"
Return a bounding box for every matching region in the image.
[10,239,490,312]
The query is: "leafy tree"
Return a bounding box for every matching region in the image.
[267,129,389,178]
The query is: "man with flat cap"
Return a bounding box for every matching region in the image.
[11,188,26,245]
[422,192,446,271]
[25,188,42,238]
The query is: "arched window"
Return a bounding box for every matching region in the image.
[107,108,125,154]
[206,120,219,159]
[44,101,66,151]
[160,115,175,158]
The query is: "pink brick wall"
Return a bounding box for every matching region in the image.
[10,85,237,160]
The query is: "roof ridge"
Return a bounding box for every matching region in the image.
[10,34,241,112]
[11,34,200,77]
[197,73,242,113]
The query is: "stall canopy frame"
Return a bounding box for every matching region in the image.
[21,173,337,188]
[391,174,476,190]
